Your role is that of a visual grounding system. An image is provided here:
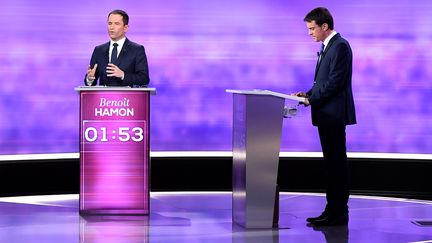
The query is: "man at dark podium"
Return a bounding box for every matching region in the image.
[294,7,356,227]
[85,9,150,86]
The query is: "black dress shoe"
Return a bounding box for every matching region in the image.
[311,214,348,226]
[306,211,329,223]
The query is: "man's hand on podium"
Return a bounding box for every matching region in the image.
[292,91,310,107]
[292,91,307,97]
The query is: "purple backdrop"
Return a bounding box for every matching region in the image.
[1,0,432,154]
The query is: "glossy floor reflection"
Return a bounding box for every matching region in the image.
[0,192,431,243]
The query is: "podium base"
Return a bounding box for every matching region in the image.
[79,209,148,216]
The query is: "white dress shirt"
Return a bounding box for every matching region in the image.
[109,37,126,62]
[322,30,338,52]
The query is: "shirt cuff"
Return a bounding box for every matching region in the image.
[86,76,95,85]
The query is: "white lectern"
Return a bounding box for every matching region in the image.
[226,89,304,229]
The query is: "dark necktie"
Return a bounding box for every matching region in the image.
[111,43,118,63]
[318,43,325,62]
[314,43,325,81]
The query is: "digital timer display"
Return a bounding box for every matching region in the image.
[84,126,144,142]
[82,120,147,145]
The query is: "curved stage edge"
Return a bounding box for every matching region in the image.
[0,192,431,242]
[0,152,431,200]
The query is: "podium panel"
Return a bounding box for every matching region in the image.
[228,89,303,228]
[76,87,155,215]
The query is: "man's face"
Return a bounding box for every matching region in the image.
[306,20,327,42]
[108,14,128,41]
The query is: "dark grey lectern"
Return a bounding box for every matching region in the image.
[226,89,305,229]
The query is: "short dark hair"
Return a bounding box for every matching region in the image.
[304,7,334,30]
[108,9,129,25]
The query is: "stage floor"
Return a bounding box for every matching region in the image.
[0,192,431,242]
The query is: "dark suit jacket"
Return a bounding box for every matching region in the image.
[85,38,150,86]
[306,33,356,126]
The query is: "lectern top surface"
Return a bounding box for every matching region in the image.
[226,89,305,102]
[75,86,156,94]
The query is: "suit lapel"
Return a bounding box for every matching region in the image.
[314,33,340,81]
[116,38,129,66]
[102,42,110,64]
[322,33,339,58]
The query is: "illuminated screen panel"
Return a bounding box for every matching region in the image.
[0,0,431,154]
[79,90,149,214]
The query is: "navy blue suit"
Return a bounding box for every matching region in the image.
[306,33,356,215]
[307,33,356,126]
[85,38,149,86]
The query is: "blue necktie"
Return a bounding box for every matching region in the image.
[314,43,325,81]
[317,43,325,63]
[111,43,118,63]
